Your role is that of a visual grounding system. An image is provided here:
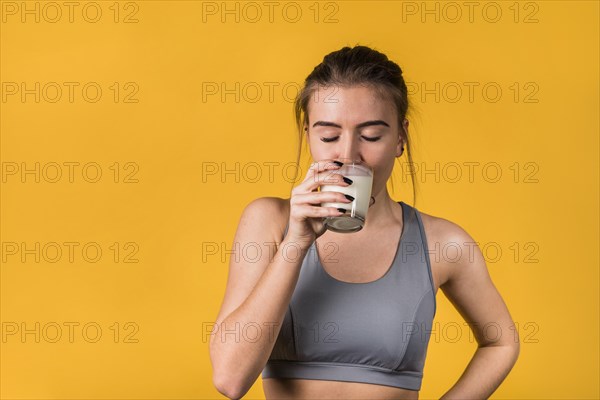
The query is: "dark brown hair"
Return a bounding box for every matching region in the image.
[292,45,418,206]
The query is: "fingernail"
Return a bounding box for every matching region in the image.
[333,161,344,167]
[344,194,355,201]
[337,208,346,213]
[342,176,353,185]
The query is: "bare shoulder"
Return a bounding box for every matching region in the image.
[417,209,479,290]
[418,209,474,244]
[240,196,290,243]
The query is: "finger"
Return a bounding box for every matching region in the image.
[305,159,343,183]
[292,204,345,220]
[302,170,350,193]
[292,191,352,207]
[314,222,328,239]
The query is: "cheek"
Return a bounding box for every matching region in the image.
[307,135,334,159]
[307,137,325,158]
[371,159,396,186]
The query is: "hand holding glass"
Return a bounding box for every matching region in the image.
[320,160,373,233]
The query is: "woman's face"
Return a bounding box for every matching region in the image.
[305,84,405,196]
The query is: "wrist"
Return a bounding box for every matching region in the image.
[280,236,313,255]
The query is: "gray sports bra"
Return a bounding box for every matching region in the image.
[261,201,437,391]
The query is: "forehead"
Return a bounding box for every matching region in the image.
[307,85,396,124]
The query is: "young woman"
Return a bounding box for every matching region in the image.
[210,45,520,399]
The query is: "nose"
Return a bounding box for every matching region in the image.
[336,133,362,163]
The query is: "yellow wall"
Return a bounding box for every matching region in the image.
[1,1,598,398]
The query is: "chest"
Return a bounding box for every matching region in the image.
[315,231,402,284]
[315,231,443,292]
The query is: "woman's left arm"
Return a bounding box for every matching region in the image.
[436,222,521,399]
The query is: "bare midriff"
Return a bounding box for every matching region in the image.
[263,378,419,400]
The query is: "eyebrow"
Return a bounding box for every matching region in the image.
[312,120,390,129]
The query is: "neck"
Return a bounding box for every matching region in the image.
[362,187,402,229]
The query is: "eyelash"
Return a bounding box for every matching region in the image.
[320,136,381,143]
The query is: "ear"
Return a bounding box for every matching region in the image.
[396,119,409,157]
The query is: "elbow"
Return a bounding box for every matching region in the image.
[212,363,258,400]
[500,337,521,370]
[512,339,521,363]
[210,336,260,399]
[210,346,250,399]
[511,326,521,362]
[213,372,245,400]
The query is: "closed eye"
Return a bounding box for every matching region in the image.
[320,137,338,143]
[320,136,382,143]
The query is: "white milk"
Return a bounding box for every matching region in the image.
[321,174,373,220]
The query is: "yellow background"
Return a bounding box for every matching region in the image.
[1,0,598,398]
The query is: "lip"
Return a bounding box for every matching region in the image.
[334,158,362,162]
[333,158,366,165]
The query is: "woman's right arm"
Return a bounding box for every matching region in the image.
[209,160,350,399]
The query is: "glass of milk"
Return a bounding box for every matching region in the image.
[320,160,373,233]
